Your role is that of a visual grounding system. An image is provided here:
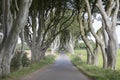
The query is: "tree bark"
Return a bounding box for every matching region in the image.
[31,47,47,62]
[31,47,41,62]
[85,0,108,68]
[19,29,25,69]
[93,43,99,66]
[0,0,32,76]
[77,11,94,65]
[24,0,75,63]
[50,35,60,54]
[66,36,75,54]
[96,0,119,69]
[86,47,92,64]
[107,30,118,69]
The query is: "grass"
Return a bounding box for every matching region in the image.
[116,49,120,69]
[74,49,120,70]
[1,55,55,80]
[74,49,87,61]
[69,49,120,80]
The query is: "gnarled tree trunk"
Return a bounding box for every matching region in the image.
[51,35,60,54]
[96,0,119,69]
[86,47,92,64]
[0,0,32,76]
[85,0,108,68]
[19,29,25,69]
[65,33,75,54]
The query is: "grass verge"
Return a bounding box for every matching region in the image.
[69,54,120,80]
[1,55,55,80]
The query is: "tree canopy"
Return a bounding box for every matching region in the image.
[0,0,119,77]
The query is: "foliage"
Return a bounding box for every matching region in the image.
[1,55,55,80]
[10,51,30,71]
[74,49,87,61]
[74,49,120,70]
[75,42,86,49]
[16,44,30,50]
[75,40,96,49]
[69,54,120,80]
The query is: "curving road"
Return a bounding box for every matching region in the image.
[19,54,92,80]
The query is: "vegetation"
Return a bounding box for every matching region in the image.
[1,55,55,80]
[74,41,96,49]
[11,51,30,71]
[74,49,120,70]
[0,0,119,78]
[68,49,120,80]
[74,42,86,49]
[16,44,30,50]
[70,54,120,80]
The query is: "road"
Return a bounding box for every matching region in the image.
[19,54,92,80]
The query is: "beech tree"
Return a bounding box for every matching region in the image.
[96,0,119,69]
[73,0,96,65]
[0,1,118,78]
[19,29,25,69]
[24,0,75,62]
[66,18,80,54]
[50,35,60,54]
[85,0,119,69]
[65,32,75,54]
[0,0,32,76]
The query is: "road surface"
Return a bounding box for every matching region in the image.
[19,54,92,80]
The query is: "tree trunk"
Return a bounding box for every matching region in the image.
[107,30,118,69]
[0,39,17,76]
[86,48,92,64]
[66,42,75,54]
[66,33,75,54]
[85,0,109,68]
[50,35,60,54]
[100,44,108,68]
[19,29,25,69]
[92,53,98,66]
[92,41,100,66]
[31,47,47,62]
[0,0,32,76]
[96,0,119,69]
[40,49,47,59]
[31,47,41,63]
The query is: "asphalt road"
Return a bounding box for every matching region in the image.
[19,54,92,80]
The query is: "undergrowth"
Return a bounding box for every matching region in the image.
[69,54,120,80]
[1,55,55,80]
